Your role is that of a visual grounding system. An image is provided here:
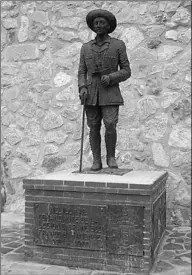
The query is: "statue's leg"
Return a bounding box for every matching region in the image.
[85,106,102,171]
[102,105,119,169]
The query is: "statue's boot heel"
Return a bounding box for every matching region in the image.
[107,157,118,169]
[91,159,102,171]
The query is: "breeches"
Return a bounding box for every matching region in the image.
[85,105,119,132]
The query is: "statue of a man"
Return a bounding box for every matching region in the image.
[78,9,131,171]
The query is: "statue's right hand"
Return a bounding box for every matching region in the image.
[79,87,88,105]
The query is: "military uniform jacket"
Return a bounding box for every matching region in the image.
[78,36,131,106]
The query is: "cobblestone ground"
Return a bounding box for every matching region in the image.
[1,213,191,275]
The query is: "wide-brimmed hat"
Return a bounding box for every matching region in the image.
[86,9,117,34]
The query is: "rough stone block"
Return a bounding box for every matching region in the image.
[43,130,68,145]
[168,124,191,149]
[16,146,40,166]
[2,18,18,29]
[171,99,191,122]
[42,111,63,130]
[24,122,42,146]
[4,86,20,102]
[166,1,181,12]
[157,45,183,60]
[44,144,59,156]
[54,72,72,87]
[160,89,180,109]
[137,96,159,120]
[141,25,166,38]
[171,7,191,25]
[41,155,66,172]
[4,127,23,146]
[121,26,144,50]
[11,158,31,179]
[117,4,139,24]
[5,44,39,61]
[152,143,169,168]
[56,85,75,101]
[165,30,178,40]
[18,16,29,42]
[53,17,82,29]
[143,114,168,141]
[32,11,50,26]
[53,43,82,69]
[118,128,143,151]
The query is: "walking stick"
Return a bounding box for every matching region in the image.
[79,97,86,173]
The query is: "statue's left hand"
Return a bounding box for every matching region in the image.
[101,75,110,87]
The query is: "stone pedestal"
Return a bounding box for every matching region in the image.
[23,169,168,274]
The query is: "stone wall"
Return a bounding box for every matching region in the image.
[1,1,191,224]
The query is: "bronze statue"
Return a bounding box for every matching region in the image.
[78,9,131,171]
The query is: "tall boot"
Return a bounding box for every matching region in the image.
[90,129,102,171]
[105,130,118,169]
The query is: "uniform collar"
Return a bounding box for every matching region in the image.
[91,36,111,53]
[91,35,111,46]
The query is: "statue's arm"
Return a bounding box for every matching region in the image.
[108,41,131,86]
[78,44,87,91]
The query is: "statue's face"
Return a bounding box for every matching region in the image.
[93,17,110,35]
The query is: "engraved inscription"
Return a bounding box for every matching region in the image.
[33,203,144,257]
[33,203,107,251]
[107,205,144,256]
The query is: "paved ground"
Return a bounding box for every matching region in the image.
[1,212,191,275]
